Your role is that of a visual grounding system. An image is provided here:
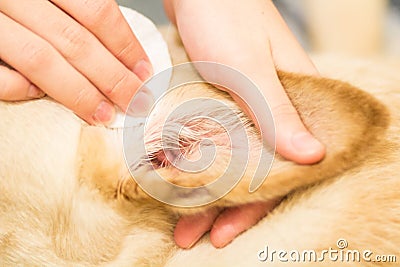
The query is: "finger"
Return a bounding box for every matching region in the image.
[0,12,114,124]
[208,60,325,164]
[0,65,45,100]
[215,46,325,164]
[227,37,325,163]
[51,0,153,78]
[267,2,318,75]
[0,0,149,112]
[210,201,280,248]
[174,1,325,164]
[264,76,326,165]
[260,2,325,163]
[174,208,220,249]
[261,72,325,164]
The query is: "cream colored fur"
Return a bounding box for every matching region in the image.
[303,0,388,56]
[0,29,399,266]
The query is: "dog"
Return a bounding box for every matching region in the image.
[0,28,399,266]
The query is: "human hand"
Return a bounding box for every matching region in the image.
[164,0,326,248]
[0,0,153,125]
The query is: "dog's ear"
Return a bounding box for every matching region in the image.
[143,27,390,209]
[132,70,389,211]
[217,71,390,206]
[79,27,389,211]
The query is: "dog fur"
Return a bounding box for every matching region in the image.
[0,29,399,266]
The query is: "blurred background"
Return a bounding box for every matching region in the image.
[116,0,400,58]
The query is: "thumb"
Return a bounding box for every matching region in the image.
[229,67,325,164]
[197,63,325,164]
[267,88,326,164]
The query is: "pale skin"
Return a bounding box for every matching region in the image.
[0,0,325,249]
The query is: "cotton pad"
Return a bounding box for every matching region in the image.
[108,6,172,129]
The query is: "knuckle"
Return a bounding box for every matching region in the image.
[83,0,115,26]
[60,24,88,60]
[115,38,139,60]
[70,88,99,120]
[270,102,300,121]
[21,41,54,68]
[103,71,131,98]
[116,41,147,69]
[71,87,91,111]
[69,86,104,120]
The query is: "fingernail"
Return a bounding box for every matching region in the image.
[132,59,153,81]
[27,84,45,98]
[127,90,154,117]
[185,233,204,249]
[291,132,324,154]
[212,223,236,248]
[92,101,115,125]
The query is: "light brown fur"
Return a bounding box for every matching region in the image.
[0,29,399,266]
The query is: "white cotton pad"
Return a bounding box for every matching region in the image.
[108,6,172,129]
